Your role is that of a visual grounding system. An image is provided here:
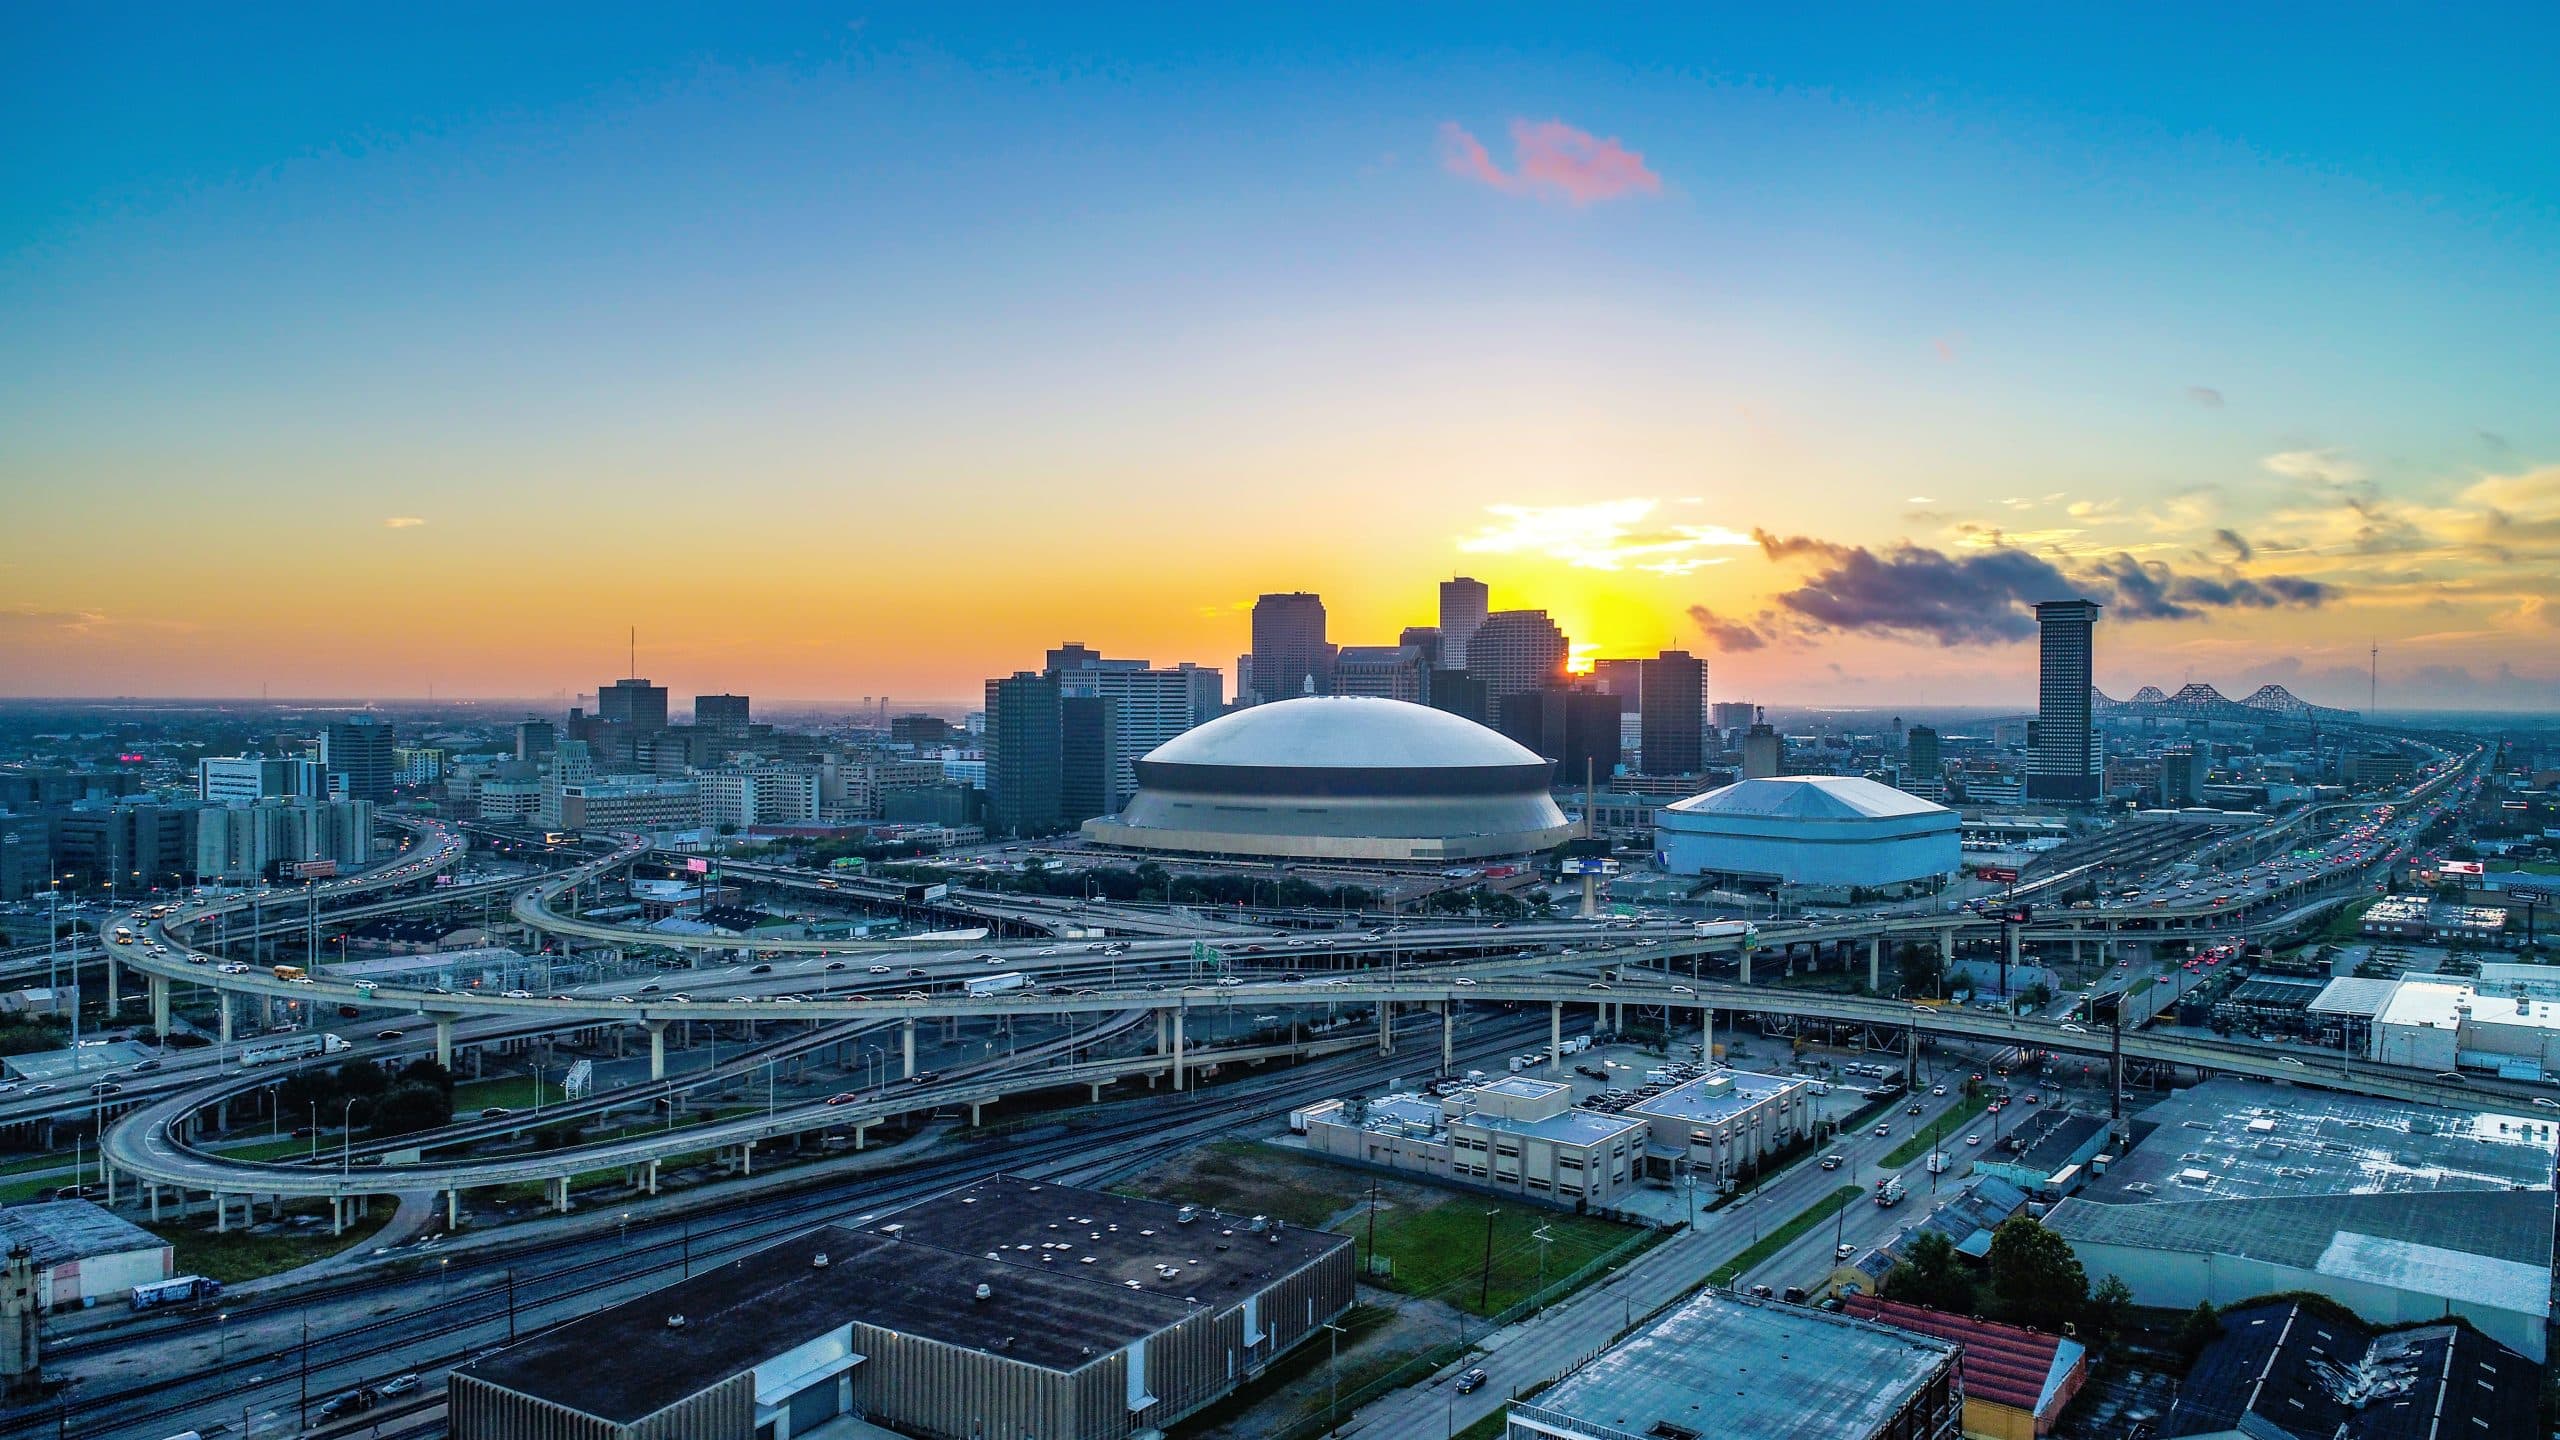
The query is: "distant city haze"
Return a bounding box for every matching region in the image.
[7,12,2556,709]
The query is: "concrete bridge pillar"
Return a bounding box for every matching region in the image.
[217,996,233,1045]
[434,1016,455,1070]
[447,1189,461,1229]
[1441,1002,1455,1072]
[150,974,170,1036]
[1868,937,1883,993]
[1739,950,1753,986]
[1172,1008,1187,1091]
[106,954,120,1015]
[902,1019,917,1079]
[1701,1005,1714,1064]
[968,1101,984,1127]
[645,1019,670,1081]
[644,1159,659,1194]
[1549,1001,1563,1073]
[1377,1001,1393,1055]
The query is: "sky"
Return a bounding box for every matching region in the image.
[6,5,2557,711]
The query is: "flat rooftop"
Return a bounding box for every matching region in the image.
[1624,1067,1799,1126]
[1526,1291,1956,1440]
[0,1200,164,1266]
[2373,977,2560,1037]
[1461,1105,1648,1147]
[2089,1078,2557,1205]
[465,1176,1349,1425]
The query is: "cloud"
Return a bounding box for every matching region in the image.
[1685,604,1769,652]
[2260,449,2364,487]
[0,606,112,637]
[383,516,427,529]
[1457,499,1751,571]
[1745,530,2329,646]
[2186,385,2225,409]
[2209,528,2254,563]
[2477,429,2510,452]
[1437,119,1662,206]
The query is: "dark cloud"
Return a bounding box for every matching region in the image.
[2478,429,2510,452]
[2211,528,2254,563]
[1742,531,2330,647]
[1685,604,1769,652]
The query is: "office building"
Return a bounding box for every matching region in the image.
[1248,592,1332,702]
[1740,718,1781,779]
[50,803,196,891]
[887,714,952,749]
[2161,743,2210,806]
[392,747,446,786]
[598,677,670,733]
[1512,1290,1962,1440]
[320,715,396,803]
[1622,1069,1814,1187]
[552,777,701,833]
[1295,1076,1647,1209]
[2026,599,2100,801]
[450,1175,1353,1440]
[1711,700,1757,736]
[984,671,1064,836]
[2046,1079,2557,1362]
[512,717,556,764]
[1438,575,1490,669]
[1427,668,1491,726]
[1464,609,1569,700]
[1059,695,1117,825]
[1333,644,1429,703]
[1636,650,1706,776]
[1048,649,1222,805]
[1083,697,1573,863]
[1656,776,1961,891]
[196,756,324,805]
[0,814,46,902]
[694,694,751,730]
[1494,688,1622,787]
[194,798,375,883]
[697,767,820,831]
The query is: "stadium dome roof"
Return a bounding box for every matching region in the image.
[1662,775,1949,822]
[1145,697,1542,771]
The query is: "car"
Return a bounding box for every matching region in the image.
[1455,1368,1489,1395]
[901,991,929,1002]
[88,1081,123,1095]
[479,1107,513,1119]
[1873,1124,1891,1137]
[750,964,774,975]
[825,1093,860,1106]
[1819,1154,1844,1170]
[374,1029,408,1041]
[502,989,533,999]
[638,983,661,994]
[1748,1283,1775,1298]
[909,1070,943,1085]
[316,1389,380,1421]
[908,968,928,979]
[1452,977,1477,987]
[375,1373,421,1397]
[1964,1133,1982,1146]
[1905,1103,1924,1115]
[1782,1285,1808,1303]
[1930,1085,1947,1097]
[667,993,692,1003]
[1835,1242,1858,1261]
[825,961,848,972]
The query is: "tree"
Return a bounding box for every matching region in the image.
[2086,1274,2135,1351]
[336,1058,390,1097]
[1879,1230,1976,1314]
[1986,1216,2088,1333]
[368,1082,452,1138]
[2173,1300,2223,1364]
[397,1058,454,1094]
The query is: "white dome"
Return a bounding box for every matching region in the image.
[1142,696,1542,771]
[1663,775,1949,821]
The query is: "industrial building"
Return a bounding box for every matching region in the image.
[0,1201,173,1310]
[451,1174,1353,1440]
[1294,1076,1648,1209]
[2164,1299,2538,1440]
[1839,1296,2086,1440]
[1082,697,1574,863]
[2313,972,2560,1079]
[1654,776,1961,893]
[2044,1079,2557,1361]
[1621,1068,1813,1187]
[1506,1290,1962,1440]
[2358,894,2512,947]
[1964,1111,2109,1200]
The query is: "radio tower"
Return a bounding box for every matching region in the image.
[2368,639,2378,720]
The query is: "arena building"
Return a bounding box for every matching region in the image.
[1653,776,1961,893]
[1081,696,1574,863]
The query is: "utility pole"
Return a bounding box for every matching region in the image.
[1477,1208,1501,1311]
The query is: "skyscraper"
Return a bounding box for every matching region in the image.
[1495,689,1622,786]
[1333,645,1428,703]
[599,677,669,732]
[1048,647,1219,806]
[321,715,395,802]
[1637,650,1706,776]
[1249,593,1333,702]
[1903,725,1944,800]
[514,717,556,764]
[1465,610,1570,701]
[984,671,1063,836]
[2027,599,2102,801]
[694,694,751,730]
[1438,576,1490,669]
[1058,695,1117,825]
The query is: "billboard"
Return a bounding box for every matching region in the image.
[922,882,950,902]
[293,860,339,880]
[683,857,710,874]
[1559,858,1621,876]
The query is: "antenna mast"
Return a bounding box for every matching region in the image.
[629,626,637,680]
[2368,639,2377,720]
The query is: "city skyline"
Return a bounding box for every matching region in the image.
[8,10,2558,709]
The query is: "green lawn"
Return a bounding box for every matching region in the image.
[1350,1197,1638,1318]
[1881,1092,1992,1168]
[208,1134,336,1163]
[144,1204,393,1285]
[1705,1186,1863,1289]
[453,1076,556,1112]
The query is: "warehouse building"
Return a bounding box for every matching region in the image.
[1621,1068,1813,1187]
[1839,1296,2086,1440]
[2337,973,2560,1080]
[1507,1289,1962,1440]
[0,1200,173,1310]
[1654,776,1960,895]
[2044,1079,2557,1362]
[2164,1299,2538,1440]
[451,1175,1354,1440]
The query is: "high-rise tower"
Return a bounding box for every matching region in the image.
[1438,576,1490,670]
[2026,598,2102,801]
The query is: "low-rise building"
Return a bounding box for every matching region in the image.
[0,1200,173,1310]
[2359,974,2560,1079]
[2164,1299,2538,1440]
[1295,1076,1648,1210]
[2045,1079,2557,1362]
[552,776,701,833]
[1839,1296,2086,1440]
[1507,1289,1963,1440]
[451,1174,1353,1440]
[1966,1111,2110,1199]
[1622,1068,1812,1186]
[2359,893,2510,946]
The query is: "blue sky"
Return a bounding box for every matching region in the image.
[5,5,2555,704]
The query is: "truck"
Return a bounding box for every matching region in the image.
[131,1274,224,1311]
[1693,920,1758,941]
[1874,1177,1907,1208]
[963,971,1028,998]
[239,1033,352,1067]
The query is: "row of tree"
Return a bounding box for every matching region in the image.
[275,1057,456,1138]
[1880,1215,2136,1348]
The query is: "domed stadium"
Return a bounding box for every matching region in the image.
[1081,697,1574,863]
[1654,776,1960,889]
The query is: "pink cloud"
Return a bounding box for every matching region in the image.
[1436,118,1663,206]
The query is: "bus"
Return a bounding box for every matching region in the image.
[542,831,578,846]
[272,965,308,982]
[132,1275,224,1311]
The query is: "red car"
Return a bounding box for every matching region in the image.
[825,1093,861,1106]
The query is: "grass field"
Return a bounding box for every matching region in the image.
[145,1204,393,1285]
[1881,1092,1992,1168]
[1704,1185,1863,1289]
[453,1076,558,1113]
[1118,1141,1652,1319]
